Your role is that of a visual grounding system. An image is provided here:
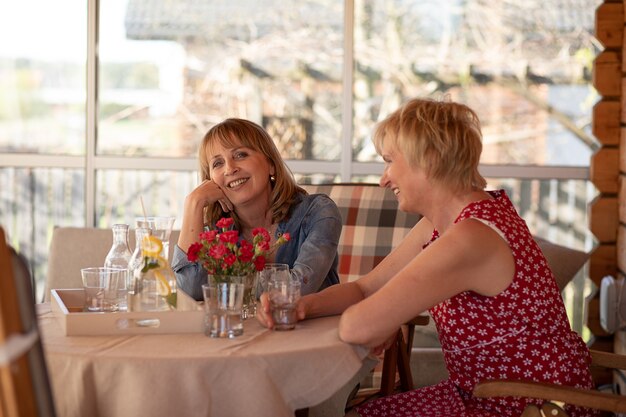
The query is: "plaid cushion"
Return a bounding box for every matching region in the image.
[301,184,422,282]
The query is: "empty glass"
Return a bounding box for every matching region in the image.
[81,267,127,312]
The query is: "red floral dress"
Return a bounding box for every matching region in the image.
[357,190,597,417]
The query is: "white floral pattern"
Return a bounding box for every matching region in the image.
[357,190,597,417]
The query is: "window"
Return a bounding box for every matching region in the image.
[0,0,600,337]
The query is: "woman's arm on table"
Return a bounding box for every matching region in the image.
[257,215,433,328]
[339,218,515,348]
[301,217,435,318]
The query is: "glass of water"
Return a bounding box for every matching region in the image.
[267,275,301,331]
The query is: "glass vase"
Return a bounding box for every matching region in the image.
[207,273,258,320]
[204,275,247,338]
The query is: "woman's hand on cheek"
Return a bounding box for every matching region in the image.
[191,179,233,212]
[217,197,233,213]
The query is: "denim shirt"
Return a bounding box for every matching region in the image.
[172,193,341,301]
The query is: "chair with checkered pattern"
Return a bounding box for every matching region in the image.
[301,183,421,283]
[301,183,425,396]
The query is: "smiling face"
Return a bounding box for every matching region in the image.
[207,138,275,208]
[373,98,486,194]
[379,137,429,214]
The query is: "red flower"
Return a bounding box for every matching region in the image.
[187,217,289,276]
[223,253,237,266]
[239,240,254,262]
[253,255,266,271]
[199,230,217,242]
[187,242,202,262]
[256,240,270,252]
[216,217,234,229]
[252,227,270,242]
[209,243,229,259]
[219,230,239,244]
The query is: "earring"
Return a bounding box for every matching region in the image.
[270,175,276,182]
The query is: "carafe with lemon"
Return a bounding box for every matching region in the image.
[129,234,177,311]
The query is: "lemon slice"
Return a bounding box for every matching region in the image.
[154,269,171,297]
[141,235,163,257]
[155,256,168,269]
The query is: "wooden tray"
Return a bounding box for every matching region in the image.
[51,289,204,336]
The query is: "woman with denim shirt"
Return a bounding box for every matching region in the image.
[172,118,341,301]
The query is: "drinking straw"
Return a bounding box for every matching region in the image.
[139,196,148,224]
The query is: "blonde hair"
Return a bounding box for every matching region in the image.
[373,97,486,192]
[198,118,306,229]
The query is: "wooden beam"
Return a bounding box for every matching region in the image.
[590,196,619,243]
[620,178,626,222]
[595,3,623,49]
[594,51,621,97]
[590,147,620,194]
[589,243,618,282]
[593,100,620,145]
[618,225,626,275]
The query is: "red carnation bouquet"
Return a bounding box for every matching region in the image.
[187,217,290,278]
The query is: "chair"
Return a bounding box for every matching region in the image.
[469,239,613,416]
[0,226,57,417]
[473,349,626,415]
[378,316,429,396]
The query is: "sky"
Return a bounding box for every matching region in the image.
[0,0,181,63]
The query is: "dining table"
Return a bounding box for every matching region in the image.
[37,302,371,417]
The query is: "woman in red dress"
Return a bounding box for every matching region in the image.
[258,97,597,417]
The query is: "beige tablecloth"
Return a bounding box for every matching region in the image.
[37,304,369,417]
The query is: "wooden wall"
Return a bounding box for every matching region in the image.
[590,8,626,404]
[591,1,622,357]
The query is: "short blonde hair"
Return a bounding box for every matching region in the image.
[198,118,306,228]
[373,97,486,192]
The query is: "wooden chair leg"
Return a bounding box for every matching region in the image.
[380,330,414,395]
[379,316,429,396]
[521,405,543,417]
[379,332,399,396]
[396,329,414,392]
[295,408,309,417]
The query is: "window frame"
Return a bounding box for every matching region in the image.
[0,0,590,228]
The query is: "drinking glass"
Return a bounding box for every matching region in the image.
[202,282,245,338]
[267,275,301,331]
[81,267,126,312]
[258,263,290,295]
